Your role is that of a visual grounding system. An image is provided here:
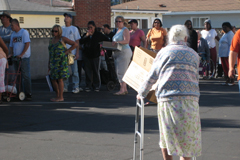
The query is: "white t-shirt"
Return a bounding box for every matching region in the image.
[62,25,81,55]
[9,28,31,58]
[201,29,217,48]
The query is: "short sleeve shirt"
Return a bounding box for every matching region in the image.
[62,25,81,55]
[9,29,31,58]
[201,29,217,48]
[219,31,234,57]
[129,29,145,47]
[230,29,240,80]
[146,27,167,50]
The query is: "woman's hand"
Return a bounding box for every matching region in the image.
[86,30,93,37]
[112,41,118,46]
[136,94,142,100]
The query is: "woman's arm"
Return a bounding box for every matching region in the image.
[62,37,78,55]
[145,29,151,48]
[0,37,8,57]
[140,35,147,48]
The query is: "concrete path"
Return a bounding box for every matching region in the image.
[0,78,239,160]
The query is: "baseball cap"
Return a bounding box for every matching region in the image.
[63,13,73,19]
[128,19,138,25]
[0,11,12,19]
[204,19,211,25]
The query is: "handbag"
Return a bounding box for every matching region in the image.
[60,39,75,65]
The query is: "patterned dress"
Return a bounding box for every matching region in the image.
[48,39,69,80]
[138,41,201,157]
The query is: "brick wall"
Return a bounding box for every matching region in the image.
[74,0,111,28]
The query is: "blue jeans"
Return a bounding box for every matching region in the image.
[13,57,32,95]
[238,80,240,92]
[64,60,79,90]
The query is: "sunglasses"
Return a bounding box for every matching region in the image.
[115,21,122,23]
[154,21,160,24]
[52,30,58,33]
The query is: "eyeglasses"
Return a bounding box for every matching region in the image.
[52,30,58,33]
[115,21,122,23]
[154,21,160,24]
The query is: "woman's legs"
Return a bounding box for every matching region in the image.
[51,79,59,100]
[117,82,128,94]
[161,148,192,160]
[161,148,173,160]
[51,79,64,101]
[57,79,64,100]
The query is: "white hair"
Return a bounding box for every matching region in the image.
[168,25,188,44]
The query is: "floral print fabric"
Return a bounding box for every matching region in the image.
[48,39,69,80]
[158,99,202,157]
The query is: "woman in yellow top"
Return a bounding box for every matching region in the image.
[145,18,167,53]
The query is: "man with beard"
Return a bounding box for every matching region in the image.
[184,20,198,52]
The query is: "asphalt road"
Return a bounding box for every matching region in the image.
[0,78,239,160]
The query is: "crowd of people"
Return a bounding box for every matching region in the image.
[1,11,240,159]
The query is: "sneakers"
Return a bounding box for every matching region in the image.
[25,94,32,101]
[85,87,91,92]
[72,88,80,94]
[94,87,100,92]
[63,88,68,92]
[228,83,235,86]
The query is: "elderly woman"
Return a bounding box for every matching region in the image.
[201,19,220,78]
[0,37,8,103]
[219,22,235,85]
[137,25,201,160]
[48,25,78,102]
[145,18,167,53]
[112,16,132,95]
[128,19,146,53]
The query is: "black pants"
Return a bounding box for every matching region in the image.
[77,60,83,85]
[83,56,101,89]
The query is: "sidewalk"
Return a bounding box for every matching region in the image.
[0,78,239,160]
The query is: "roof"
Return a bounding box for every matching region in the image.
[0,0,74,15]
[111,0,240,12]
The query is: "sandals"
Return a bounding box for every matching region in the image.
[113,91,128,96]
[50,98,64,102]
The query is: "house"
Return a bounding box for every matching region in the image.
[111,0,240,29]
[0,0,74,28]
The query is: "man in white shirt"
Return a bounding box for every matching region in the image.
[9,19,32,100]
[62,13,81,93]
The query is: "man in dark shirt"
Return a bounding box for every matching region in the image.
[184,20,198,52]
[102,24,115,57]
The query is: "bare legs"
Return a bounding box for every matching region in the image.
[51,79,64,101]
[114,82,128,95]
[161,148,191,160]
[161,148,173,160]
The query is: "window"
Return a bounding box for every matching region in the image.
[191,17,209,28]
[142,19,148,29]
[55,17,60,24]
[19,17,24,24]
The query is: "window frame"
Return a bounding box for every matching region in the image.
[191,16,210,28]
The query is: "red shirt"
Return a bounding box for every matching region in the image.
[129,29,145,47]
